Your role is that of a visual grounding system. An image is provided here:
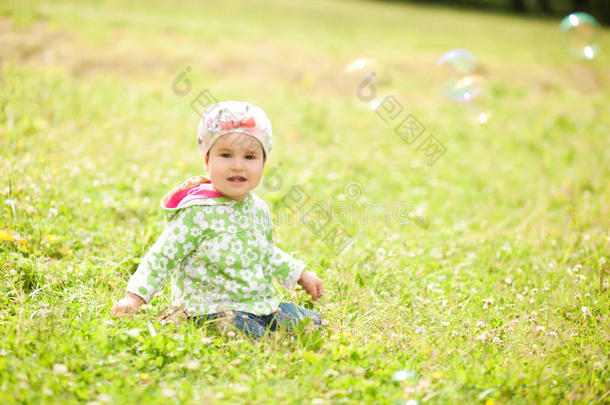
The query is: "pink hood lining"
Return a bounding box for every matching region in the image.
[161,176,227,211]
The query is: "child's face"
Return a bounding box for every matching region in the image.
[204,133,265,201]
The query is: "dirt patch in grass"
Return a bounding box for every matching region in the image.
[1,16,608,111]
[0,18,170,78]
[0,17,343,92]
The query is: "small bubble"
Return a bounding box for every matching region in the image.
[437,49,484,102]
[342,58,388,110]
[560,12,600,60]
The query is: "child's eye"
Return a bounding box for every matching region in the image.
[220,153,231,158]
[245,155,256,160]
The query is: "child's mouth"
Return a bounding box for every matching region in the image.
[227,176,246,183]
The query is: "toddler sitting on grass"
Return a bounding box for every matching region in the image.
[111,101,323,338]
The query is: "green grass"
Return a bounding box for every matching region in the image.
[1,0,609,403]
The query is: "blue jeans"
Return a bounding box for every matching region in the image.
[193,303,321,339]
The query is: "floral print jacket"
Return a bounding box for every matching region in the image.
[126,176,306,316]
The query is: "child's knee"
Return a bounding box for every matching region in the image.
[233,312,267,339]
[310,311,322,326]
[276,303,322,329]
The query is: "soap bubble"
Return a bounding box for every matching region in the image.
[447,74,485,102]
[437,49,491,123]
[437,49,485,102]
[437,49,476,75]
[342,57,386,110]
[467,103,492,125]
[344,58,381,83]
[560,12,599,60]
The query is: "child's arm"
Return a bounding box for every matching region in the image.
[111,207,204,316]
[298,270,324,301]
[268,246,324,301]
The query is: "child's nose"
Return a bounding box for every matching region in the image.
[230,157,245,170]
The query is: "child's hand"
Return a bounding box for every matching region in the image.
[111,292,145,316]
[297,270,324,301]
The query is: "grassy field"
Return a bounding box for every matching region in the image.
[1,0,609,403]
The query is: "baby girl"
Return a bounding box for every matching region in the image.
[111,100,323,338]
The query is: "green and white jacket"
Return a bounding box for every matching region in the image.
[126,176,306,316]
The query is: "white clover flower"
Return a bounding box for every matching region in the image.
[52,363,68,375]
[161,387,177,398]
[414,326,426,335]
[126,329,141,338]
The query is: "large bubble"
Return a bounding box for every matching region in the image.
[437,49,485,102]
[437,49,491,123]
[342,58,386,110]
[560,12,600,60]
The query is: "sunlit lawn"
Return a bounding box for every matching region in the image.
[0,0,609,403]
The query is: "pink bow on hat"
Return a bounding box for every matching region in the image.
[198,100,273,158]
[218,116,256,131]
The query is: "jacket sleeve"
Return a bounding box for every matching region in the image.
[268,245,307,290]
[126,206,204,303]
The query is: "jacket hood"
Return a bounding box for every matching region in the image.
[161,176,233,220]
